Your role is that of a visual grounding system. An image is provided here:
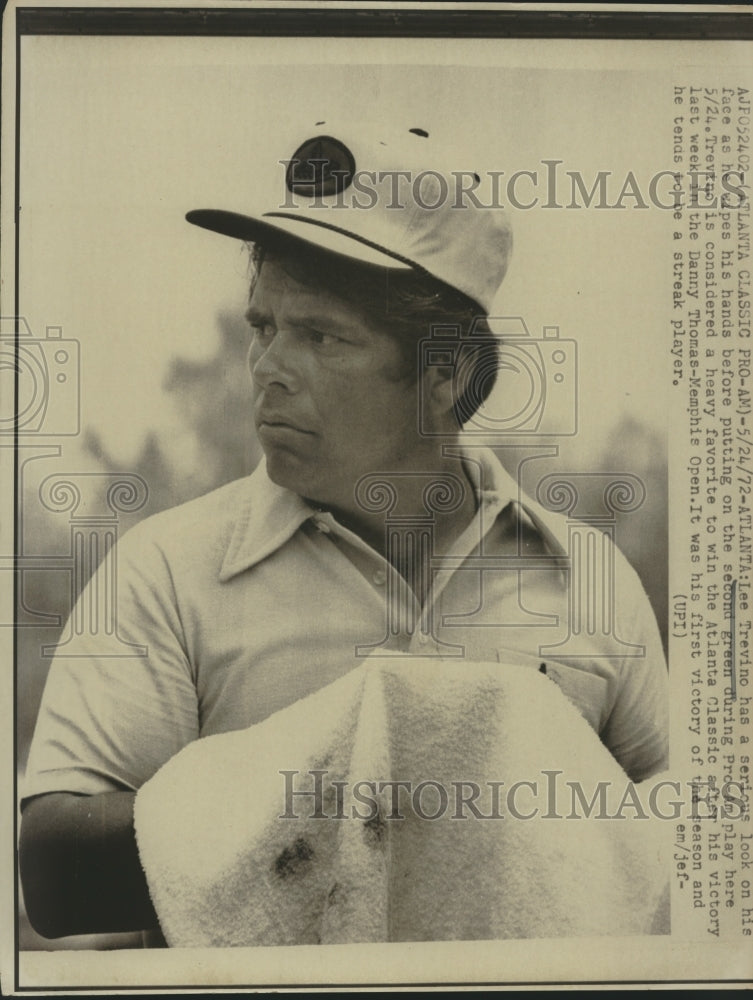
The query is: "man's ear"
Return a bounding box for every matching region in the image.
[421,362,457,428]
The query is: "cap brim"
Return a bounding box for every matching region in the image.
[186,209,414,271]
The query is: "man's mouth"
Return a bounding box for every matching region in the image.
[257,415,314,435]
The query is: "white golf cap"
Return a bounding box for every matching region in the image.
[186,122,512,313]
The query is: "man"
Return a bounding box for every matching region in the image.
[20,124,668,942]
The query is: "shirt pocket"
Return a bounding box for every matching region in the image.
[538,660,610,735]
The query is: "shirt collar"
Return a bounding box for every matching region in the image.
[219,445,564,582]
[452,444,569,561]
[219,459,315,582]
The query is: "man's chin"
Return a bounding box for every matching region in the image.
[263,448,316,494]
[263,450,343,512]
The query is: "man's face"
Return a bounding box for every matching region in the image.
[247,255,431,511]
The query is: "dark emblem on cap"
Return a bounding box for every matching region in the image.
[286,136,356,197]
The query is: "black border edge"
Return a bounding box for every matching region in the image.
[14,7,753,40]
[13,4,21,996]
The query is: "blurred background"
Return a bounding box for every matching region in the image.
[11,35,670,949]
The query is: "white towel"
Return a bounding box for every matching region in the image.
[134,657,669,946]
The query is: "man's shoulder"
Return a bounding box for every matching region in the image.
[117,475,256,569]
[472,446,645,580]
[522,484,656,622]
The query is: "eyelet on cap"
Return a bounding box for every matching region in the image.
[286,136,356,197]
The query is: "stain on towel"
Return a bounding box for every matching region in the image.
[274,837,314,879]
[362,810,387,847]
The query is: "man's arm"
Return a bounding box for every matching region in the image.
[600,552,670,782]
[20,521,200,938]
[20,791,159,938]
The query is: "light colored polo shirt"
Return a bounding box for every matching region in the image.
[23,447,668,799]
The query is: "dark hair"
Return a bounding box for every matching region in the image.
[247,239,500,427]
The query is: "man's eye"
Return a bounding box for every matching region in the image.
[309,330,341,346]
[251,323,275,342]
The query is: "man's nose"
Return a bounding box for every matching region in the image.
[250,332,301,393]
